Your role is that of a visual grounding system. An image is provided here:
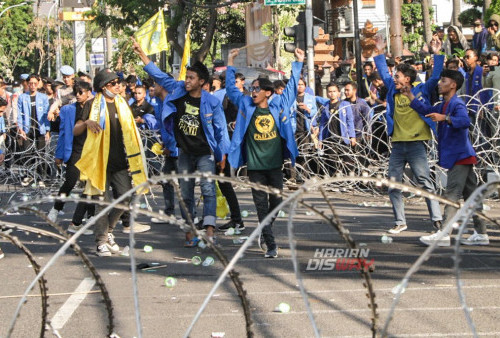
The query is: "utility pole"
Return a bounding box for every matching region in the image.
[352,0,363,94]
[390,0,403,57]
[421,0,432,47]
[305,0,315,94]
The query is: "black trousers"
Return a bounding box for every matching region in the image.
[248,168,283,250]
[217,163,242,223]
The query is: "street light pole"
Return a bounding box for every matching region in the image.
[0,2,28,20]
[47,1,57,78]
[305,0,315,94]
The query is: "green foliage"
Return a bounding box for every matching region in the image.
[459,8,482,25]
[0,0,34,79]
[401,3,434,54]
[486,0,500,22]
[463,0,483,7]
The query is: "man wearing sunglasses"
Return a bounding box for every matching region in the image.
[487,14,500,51]
[73,69,149,257]
[132,37,230,248]
[48,81,95,234]
[226,47,304,258]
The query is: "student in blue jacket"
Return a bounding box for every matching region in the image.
[374,47,444,235]
[401,69,489,247]
[132,38,230,247]
[17,74,51,185]
[226,47,304,258]
[48,81,95,234]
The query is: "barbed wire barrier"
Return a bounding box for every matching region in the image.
[2,89,500,198]
[0,172,498,337]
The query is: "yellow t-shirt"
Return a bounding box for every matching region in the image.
[392,93,432,142]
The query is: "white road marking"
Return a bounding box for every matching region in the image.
[49,278,96,330]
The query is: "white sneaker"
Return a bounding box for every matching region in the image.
[106,233,120,253]
[419,230,451,247]
[460,231,489,246]
[21,177,33,187]
[68,223,93,236]
[122,222,151,233]
[96,244,112,257]
[38,181,46,188]
[48,208,58,223]
[151,217,167,224]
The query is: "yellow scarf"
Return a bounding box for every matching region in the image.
[76,93,149,195]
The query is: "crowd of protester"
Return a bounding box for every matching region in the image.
[0,20,499,259]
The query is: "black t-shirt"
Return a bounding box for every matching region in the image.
[30,95,38,132]
[131,100,155,119]
[173,93,211,156]
[450,41,463,55]
[49,97,60,133]
[328,100,341,138]
[295,95,307,134]
[76,98,128,172]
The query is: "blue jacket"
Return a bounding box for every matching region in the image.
[374,53,444,137]
[344,97,372,138]
[0,116,5,134]
[316,97,356,144]
[290,92,318,134]
[410,94,475,169]
[17,92,50,134]
[464,65,489,114]
[143,62,229,162]
[226,62,302,168]
[55,103,77,163]
[153,95,179,157]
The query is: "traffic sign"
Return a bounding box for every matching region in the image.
[90,53,105,66]
[264,0,305,5]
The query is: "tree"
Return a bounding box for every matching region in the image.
[421,0,432,45]
[89,0,247,65]
[401,2,434,54]
[452,0,461,27]
[0,0,34,79]
[486,0,500,21]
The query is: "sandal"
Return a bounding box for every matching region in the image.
[184,237,200,248]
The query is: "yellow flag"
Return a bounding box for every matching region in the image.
[134,10,169,55]
[178,23,192,81]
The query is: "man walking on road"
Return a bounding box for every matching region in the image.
[226,47,304,258]
[374,46,443,234]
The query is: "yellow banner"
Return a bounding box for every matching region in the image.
[134,10,169,55]
[178,23,191,81]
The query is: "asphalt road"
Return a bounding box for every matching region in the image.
[0,184,499,338]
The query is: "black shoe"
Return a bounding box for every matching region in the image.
[195,219,205,231]
[433,220,443,231]
[218,219,245,232]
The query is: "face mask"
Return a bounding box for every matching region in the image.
[104,87,116,98]
[14,87,22,94]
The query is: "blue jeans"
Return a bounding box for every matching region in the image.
[388,141,442,226]
[177,150,216,229]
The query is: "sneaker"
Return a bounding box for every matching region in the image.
[21,177,33,187]
[195,219,206,231]
[265,247,279,258]
[38,181,46,188]
[460,231,489,246]
[258,233,267,252]
[106,233,120,253]
[388,224,408,234]
[122,222,151,234]
[419,230,451,247]
[96,244,112,257]
[151,217,168,224]
[218,220,245,232]
[0,227,12,235]
[0,247,4,259]
[432,220,442,231]
[68,223,93,236]
[48,208,58,223]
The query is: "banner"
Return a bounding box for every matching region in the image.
[178,22,192,81]
[134,10,169,55]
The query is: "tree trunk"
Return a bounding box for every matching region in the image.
[452,0,461,27]
[421,0,432,45]
[192,0,218,62]
[390,0,403,57]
